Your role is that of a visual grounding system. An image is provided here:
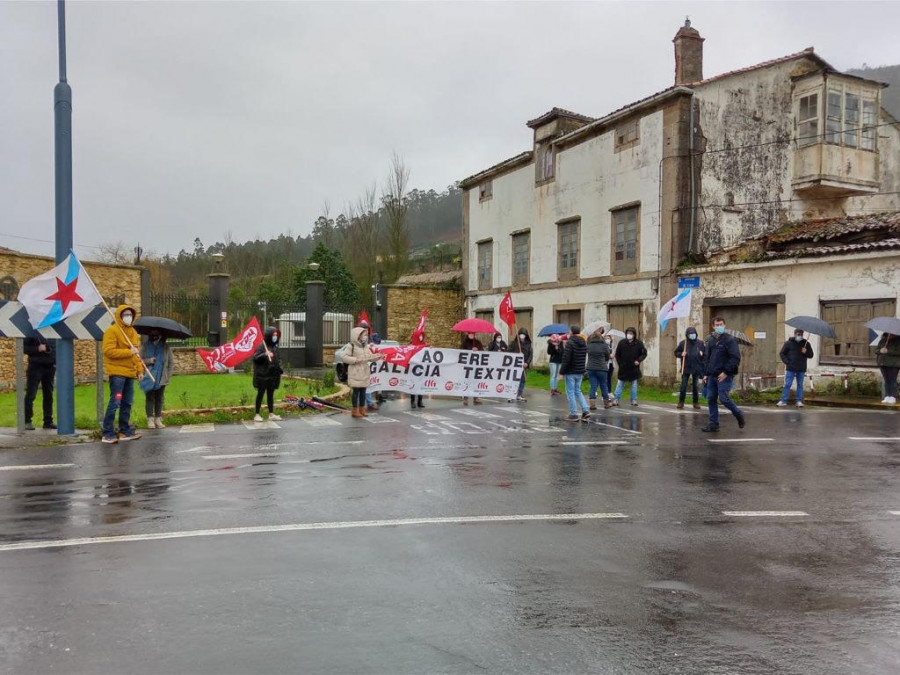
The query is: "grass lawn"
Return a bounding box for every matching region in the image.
[0,373,338,428]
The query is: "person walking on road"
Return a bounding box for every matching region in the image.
[23,332,56,430]
[460,332,484,405]
[252,326,284,422]
[701,317,745,432]
[547,334,564,396]
[560,325,590,422]
[586,327,612,409]
[613,327,647,406]
[140,330,175,428]
[101,304,143,444]
[343,326,384,418]
[777,329,814,408]
[675,327,705,409]
[510,327,533,402]
[876,332,900,404]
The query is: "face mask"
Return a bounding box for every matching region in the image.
[519,334,526,341]
[272,336,278,344]
[150,335,160,343]
[122,314,134,326]
[626,333,634,341]
[714,325,726,335]
[795,336,804,342]
[688,334,697,341]
[495,337,501,343]
[467,333,474,340]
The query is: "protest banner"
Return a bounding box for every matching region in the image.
[197,317,264,372]
[367,347,524,398]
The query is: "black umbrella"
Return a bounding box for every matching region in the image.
[866,316,900,336]
[725,328,753,346]
[785,316,836,339]
[133,316,193,340]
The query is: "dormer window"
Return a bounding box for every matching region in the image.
[536,144,555,183]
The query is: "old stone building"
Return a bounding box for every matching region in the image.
[460,21,900,383]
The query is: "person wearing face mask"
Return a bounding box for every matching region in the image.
[547,334,564,396]
[777,329,814,408]
[605,334,615,395]
[101,304,144,443]
[460,332,484,405]
[510,327,532,402]
[701,316,745,432]
[488,332,508,353]
[140,331,175,428]
[586,327,612,409]
[342,326,384,418]
[674,326,705,409]
[613,327,647,406]
[252,326,285,422]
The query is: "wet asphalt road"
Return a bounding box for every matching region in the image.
[1,396,899,674]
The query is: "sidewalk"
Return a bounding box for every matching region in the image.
[0,427,94,450]
[803,395,897,410]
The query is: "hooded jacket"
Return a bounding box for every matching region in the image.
[614,328,647,381]
[560,334,587,376]
[102,304,142,379]
[342,326,381,388]
[586,335,611,371]
[674,329,706,376]
[780,337,814,372]
[876,333,900,368]
[460,335,484,351]
[510,328,533,366]
[253,326,283,389]
[487,333,508,352]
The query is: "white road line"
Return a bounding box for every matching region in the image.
[403,411,451,421]
[242,420,281,430]
[584,419,642,435]
[722,511,809,517]
[888,511,900,516]
[201,452,291,460]
[304,416,343,427]
[180,424,215,433]
[848,437,900,441]
[175,447,214,454]
[559,441,628,446]
[0,463,75,472]
[362,416,400,424]
[0,512,630,553]
[708,438,774,443]
[635,404,683,415]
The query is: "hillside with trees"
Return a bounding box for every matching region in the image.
[847,64,900,119]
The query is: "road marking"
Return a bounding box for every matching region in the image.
[242,420,281,430]
[889,511,900,516]
[175,446,214,454]
[0,512,630,552]
[0,463,75,472]
[180,424,215,433]
[635,404,683,415]
[304,416,342,427]
[453,408,502,419]
[722,511,809,517]
[403,411,451,421]
[583,419,642,435]
[848,437,900,441]
[362,416,399,424]
[708,438,774,443]
[559,441,628,446]
[201,452,291,460]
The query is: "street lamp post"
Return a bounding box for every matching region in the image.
[258,300,267,328]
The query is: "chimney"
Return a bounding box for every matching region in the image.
[673,18,704,85]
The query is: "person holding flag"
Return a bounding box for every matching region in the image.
[674,327,705,409]
[100,304,144,444]
[509,327,532,402]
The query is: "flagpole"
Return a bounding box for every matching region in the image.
[54,0,75,435]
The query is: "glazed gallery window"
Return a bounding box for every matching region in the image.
[797,93,819,147]
[612,206,639,275]
[477,241,493,290]
[512,232,530,286]
[557,220,579,281]
[825,89,877,150]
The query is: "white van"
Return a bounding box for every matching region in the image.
[276,312,355,347]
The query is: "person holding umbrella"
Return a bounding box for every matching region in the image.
[140,330,175,428]
[460,331,484,405]
[777,329,814,408]
[547,334,564,396]
[876,332,900,404]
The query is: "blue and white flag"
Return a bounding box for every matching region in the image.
[17,251,104,329]
[658,289,693,331]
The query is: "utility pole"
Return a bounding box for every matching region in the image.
[54,0,75,435]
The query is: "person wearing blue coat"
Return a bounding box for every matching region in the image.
[701,317,745,432]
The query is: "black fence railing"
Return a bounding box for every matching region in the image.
[229,299,303,346]
[147,292,213,347]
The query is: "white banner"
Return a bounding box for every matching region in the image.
[367,347,524,398]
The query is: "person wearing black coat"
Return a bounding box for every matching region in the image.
[461,333,484,405]
[23,333,56,430]
[510,327,532,402]
[613,327,647,406]
[559,326,589,421]
[252,326,283,422]
[777,329,814,407]
[487,332,507,352]
[701,317,745,432]
[674,326,705,409]
[547,336,564,395]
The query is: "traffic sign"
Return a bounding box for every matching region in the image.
[0,300,34,338]
[678,276,701,289]
[0,300,110,340]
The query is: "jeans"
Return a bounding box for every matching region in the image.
[145,385,166,417]
[881,366,899,398]
[25,365,54,425]
[614,379,638,403]
[587,369,610,400]
[779,370,806,403]
[707,375,743,424]
[548,362,561,391]
[102,376,134,437]
[679,373,700,402]
[565,374,589,415]
[517,367,528,397]
[366,392,374,407]
[351,387,367,407]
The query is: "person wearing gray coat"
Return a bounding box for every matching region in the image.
[586,328,612,409]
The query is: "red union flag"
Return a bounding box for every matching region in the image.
[358,309,371,327]
[409,309,428,345]
[499,292,516,329]
[377,343,426,369]
[198,317,264,373]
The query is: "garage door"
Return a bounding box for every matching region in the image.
[714,304,778,378]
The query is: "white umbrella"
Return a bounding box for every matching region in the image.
[608,329,627,339]
[584,320,611,336]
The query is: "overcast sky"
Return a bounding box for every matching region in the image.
[1,1,898,260]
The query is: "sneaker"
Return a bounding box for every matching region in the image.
[253,414,264,422]
[516,396,527,402]
[887,397,898,405]
[612,399,620,407]
[795,402,804,408]
[736,414,746,429]
[269,413,282,421]
[155,417,166,429]
[881,397,891,404]
[43,423,57,430]
[417,402,425,408]
[776,401,787,407]
[101,435,119,444]
[118,430,141,441]
[581,412,591,422]
[147,417,157,429]
[566,414,580,422]
[631,401,638,407]
[24,422,35,431]
[701,424,720,433]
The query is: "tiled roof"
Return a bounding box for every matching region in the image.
[766,212,900,244]
[394,270,462,286]
[459,151,532,188]
[684,47,831,87]
[526,107,595,129]
[765,238,900,260]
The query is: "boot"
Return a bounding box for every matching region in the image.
[589,398,597,410]
[693,402,701,409]
[676,400,685,409]
[351,406,362,418]
[604,399,613,409]
[360,405,368,417]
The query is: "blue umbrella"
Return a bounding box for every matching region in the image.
[538,323,570,337]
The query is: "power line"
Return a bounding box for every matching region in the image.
[0,231,104,251]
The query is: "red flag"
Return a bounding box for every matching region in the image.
[409,309,428,346]
[358,309,371,327]
[376,343,427,368]
[499,292,516,328]
[198,317,264,373]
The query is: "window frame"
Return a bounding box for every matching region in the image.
[611,203,640,276]
[819,298,896,366]
[479,180,493,202]
[556,218,580,282]
[535,143,555,184]
[476,240,493,291]
[817,84,878,152]
[614,118,641,152]
[511,231,530,287]
[797,93,820,147]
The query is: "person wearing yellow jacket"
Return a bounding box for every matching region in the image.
[101,304,144,443]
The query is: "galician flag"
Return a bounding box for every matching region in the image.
[17,251,104,329]
[657,289,692,331]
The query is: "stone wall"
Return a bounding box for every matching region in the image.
[172,348,209,375]
[386,284,464,349]
[0,250,143,390]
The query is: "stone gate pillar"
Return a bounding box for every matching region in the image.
[305,281,325,367]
